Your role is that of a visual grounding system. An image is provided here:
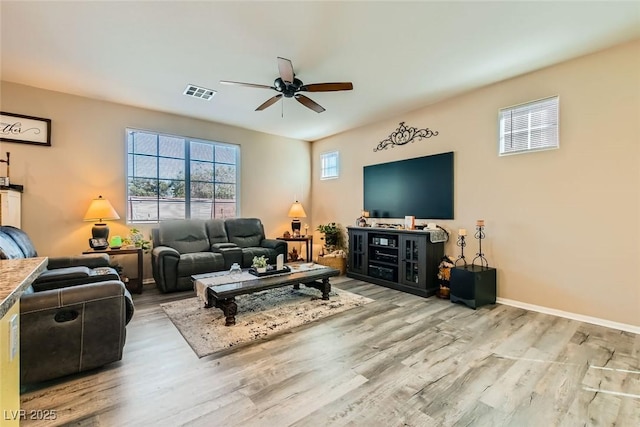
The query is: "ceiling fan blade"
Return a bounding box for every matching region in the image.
[220,80,274,90]
[277,57,294,84]
[256,94,283,111]
[301,82,354,92]
[295,94,325,113]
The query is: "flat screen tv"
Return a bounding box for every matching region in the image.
[363,151,454,219]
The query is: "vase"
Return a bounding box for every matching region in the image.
[256,267,267,273]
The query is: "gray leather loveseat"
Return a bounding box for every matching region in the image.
[151,218,287,293]
[0,225,135,384]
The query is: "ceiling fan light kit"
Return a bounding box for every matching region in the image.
[221,57,353,113]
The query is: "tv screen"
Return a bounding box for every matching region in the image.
[363,151,454,219]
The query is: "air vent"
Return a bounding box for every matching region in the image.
[183,84,216,101]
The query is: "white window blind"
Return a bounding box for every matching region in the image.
[499,96,559,155]
[320,151,339,180]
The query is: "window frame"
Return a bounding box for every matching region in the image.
[125,128,240,224]
[320,151,340,180]
[498,95,559,156]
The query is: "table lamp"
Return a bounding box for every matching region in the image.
[83,195,120,241]
[287,201,307,237]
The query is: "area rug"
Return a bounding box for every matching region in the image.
[161,285,373,358]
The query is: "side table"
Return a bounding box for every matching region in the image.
[83,247,144,294]
[450,265,496,309]
[276,236,313,262]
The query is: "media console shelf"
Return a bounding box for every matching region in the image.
[347,227,444,298]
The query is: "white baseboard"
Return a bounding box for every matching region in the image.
[496,298,640,335]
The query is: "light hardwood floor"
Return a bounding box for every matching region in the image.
[19,278,640,426]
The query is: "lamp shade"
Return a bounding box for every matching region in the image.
[83,196,120,222]
[287,201,307,218]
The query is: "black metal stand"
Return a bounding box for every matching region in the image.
[472,225,488,268]
[455,235,467,267]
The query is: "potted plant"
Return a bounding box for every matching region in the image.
[316,223,347,274]
[252,255,269,273]
[123,228,152,253]
[316,222,343,253]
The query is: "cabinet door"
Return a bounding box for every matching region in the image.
[348,230,367,275]
[400,235,426,288]
[0,190,21,228]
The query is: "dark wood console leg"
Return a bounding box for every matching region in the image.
[293,284,301,290]
[215,298,238,326]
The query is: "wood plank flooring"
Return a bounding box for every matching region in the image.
[19,278,640,426]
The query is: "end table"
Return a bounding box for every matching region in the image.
[450,265,496,309]
[83,247,144,294]
[276,236,313,262]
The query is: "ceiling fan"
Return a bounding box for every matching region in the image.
[220,57,353,113]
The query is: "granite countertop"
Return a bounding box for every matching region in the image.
[0,257,47,318]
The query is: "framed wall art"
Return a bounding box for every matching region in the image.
[0,112,51,146]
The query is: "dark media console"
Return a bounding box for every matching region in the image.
[347,227,444,298]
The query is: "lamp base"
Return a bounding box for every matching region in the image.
[291,219,301,237]
[92,223,110,240]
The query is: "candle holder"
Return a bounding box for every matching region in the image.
[472,223,489,268]
[455,235,467,267]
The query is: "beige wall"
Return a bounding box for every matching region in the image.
[0,82,311,278]
[1,41,638,327]
[311,40,640,327]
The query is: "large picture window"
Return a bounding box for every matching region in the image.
[126,129,239,223]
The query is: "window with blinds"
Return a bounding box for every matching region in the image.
[499,96,559,156]
[320,151,339,180]
[126,129,239,223]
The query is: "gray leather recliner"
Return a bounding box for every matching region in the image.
[0,225,135,384]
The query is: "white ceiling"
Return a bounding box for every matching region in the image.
[1,1,639,142]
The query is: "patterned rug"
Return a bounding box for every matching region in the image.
[160,281,373,358]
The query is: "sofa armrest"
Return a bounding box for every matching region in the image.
[152,245,180,258]
[47,253,111,269]
[151,245,180,293]
[211,243,242,270]
[211,242,238,250]
[261,239,287,251]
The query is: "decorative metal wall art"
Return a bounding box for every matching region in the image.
[373,122,438,152]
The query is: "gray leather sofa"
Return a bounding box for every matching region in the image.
[151,218,287,293]
[0,226,134,384]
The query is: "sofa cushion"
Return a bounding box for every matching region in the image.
[158,220,210,254]
[225,218,265,248]
[177,252,225,276]
[205,219,229,245]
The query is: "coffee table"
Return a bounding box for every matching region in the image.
[192,264,340,326]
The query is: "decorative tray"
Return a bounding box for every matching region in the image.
[248,265,291,277]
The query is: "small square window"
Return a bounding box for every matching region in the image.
[320,151,339,180]
[499,96,559,156]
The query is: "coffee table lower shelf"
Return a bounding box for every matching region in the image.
[193,266,340,326]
